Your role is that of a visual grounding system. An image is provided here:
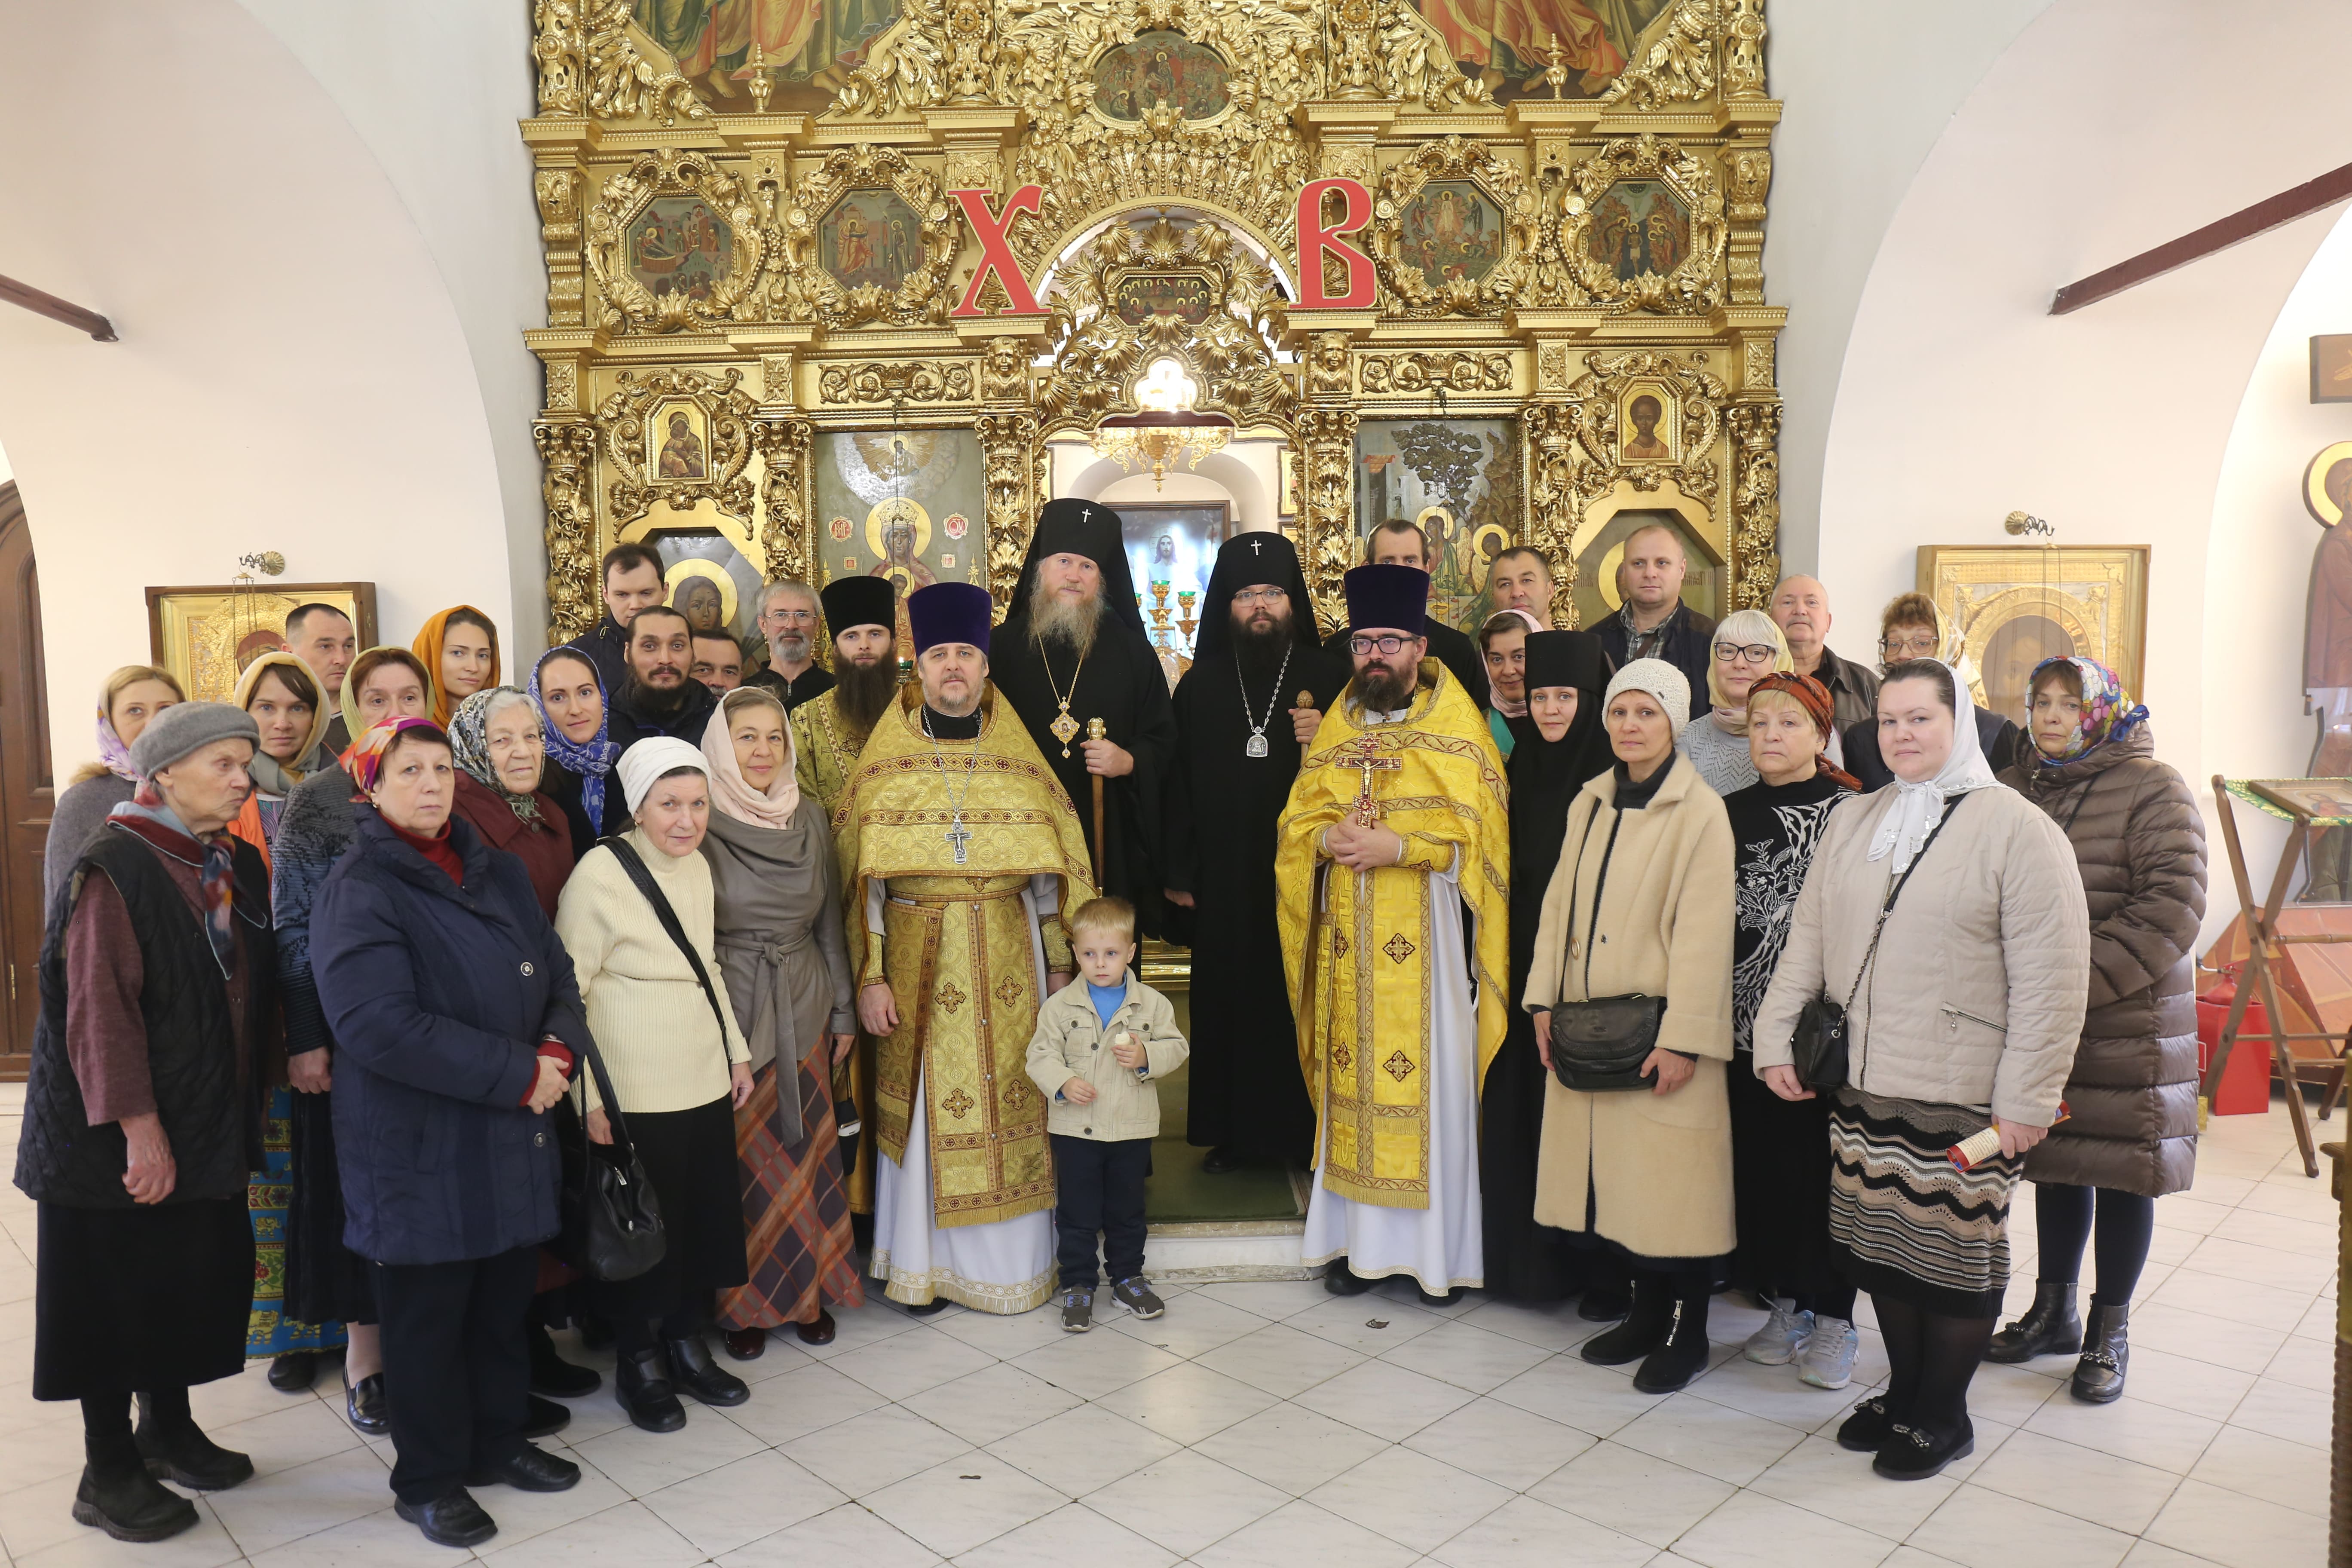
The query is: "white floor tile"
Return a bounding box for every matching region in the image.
[1292,1357,1479,1441]
[1284,1294,1449,1355]
[1377,1320,1554,1393]
[1190,1497,1422,1568]
[1304,1445,1513,1553]
[2186,1424,2329,1519]
[898,1360,1084,1447]
[1192,1322,1369,1398]
[1004,1327,1185,1400]
[2021,1388,2220,1476]
[567,1404,764,1495]
[713,1501,942,1568]
[1093,1360,1280,1444]
[948,1499,1178,1568]
[2141,1476,2328,1568]
[2225,1375,2330,1450]
[1398,1396,1595,1491]
[981,1402,1181,1495]
[779,1405,972,1497]
[825,1327,998,1403]
[1672,1488,1897,1568]
[1101,1291,1274,1358]
[861,1453,1072,1559]
[1525,1438,1736,1550]
[204,1445,392,1557]
[18,1501,246,1568]
[1426,1493,1656,1568]
[2105,1346,2256,1422]
[637,1449,845,1555]
[478,1498,705,1568]
[1966,1429,2183,1536]
[1078,1448,1289,1557]
[1486,1352,1670,1439]
[1750,1434,1959,1544]
[719,1358,888,1446]
[1194,1401,1391,1494]
[1908,1483,2134,1568]
[244,1505,467,1568]
[2111,1302,2285,1377]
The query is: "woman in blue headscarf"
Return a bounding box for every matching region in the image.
[1988,656,2207,1406]
[530,647,623,862]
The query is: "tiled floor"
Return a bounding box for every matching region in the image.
[0,1090,2331,1567]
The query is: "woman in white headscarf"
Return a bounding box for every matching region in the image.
[554,737,753,1436]
[1752,659,2089,1482]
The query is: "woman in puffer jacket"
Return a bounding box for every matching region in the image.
[1987,657,2205,1404]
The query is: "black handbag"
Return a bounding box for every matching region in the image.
[1546,803,1667,1092]
[1788,793,1971,1091]
[558,1033,667,1283]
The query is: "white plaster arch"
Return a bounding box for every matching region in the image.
[1060,447,1277,533]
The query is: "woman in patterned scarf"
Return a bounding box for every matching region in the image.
[42,665,183,910]
[447,688,574,917]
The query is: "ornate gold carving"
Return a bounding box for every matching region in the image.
[1727,401,1782,610]
[536,420,600,643]
[536,168,585,327]
[585,151,766,333]
[544,361,579,412]
[597,367,760,527]
[1297,406,1360,632]
[1743,336,1775,392]
[978,412,1041,609]
[775,145,957,328]
[752,416,815,589]
[1725,144,1770,306]
[1521,403,1580,625]
[1308,333,1355,399]
[1358,351,1510,395]
[532,0,709,126]
[1600,0,1718,110]
[759,352,797,406]
[980,338,1031,404]
[1537,343,1570,390]
[1565,350,1725,500]
[1035,215,1292,436]
[944,147,999,194]
[817,361,976,404]
[1724,0,1768,100]
[1372,138,1538,318]
[1561,135,1728,313]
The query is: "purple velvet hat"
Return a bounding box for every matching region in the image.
[907,582,994,655]
[1344,563,1430,634]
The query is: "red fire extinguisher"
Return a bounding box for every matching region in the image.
[2195,965,2275,1116]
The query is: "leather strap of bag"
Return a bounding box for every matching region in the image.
[597,834,735,1060]
[567,1029,641,1167]
[1841,791,1973,1017]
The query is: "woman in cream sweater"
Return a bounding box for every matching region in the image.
[556,737,753,1435]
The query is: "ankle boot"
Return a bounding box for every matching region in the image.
[133,1396,253,1491]
[71,1464,198,1543]
[665,1334,750,1407]
[2070,1300,2129,1403]
[1580,1276,1672,1366]
[1984,1281,2080,1363]
[1632,1294,1712,1393]
[615,1348,686,1433]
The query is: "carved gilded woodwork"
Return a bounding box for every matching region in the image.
[978,412,1042,605]
[1560,135,1729,314]
[777,146,959,328]
[535,420,600,643]
[1372,138,1534,318]
[585,151,767,333]
[1728,401,1783,610]
[1563,350,1727,508]
[535,168,585,328]
[1358,351,1512,395]
[532,0,708,126]
[1599,0,1718,109]
[1296,407,1360,628]
[752,416,817,589]
[597,368,760,527]
[1522,402,1581,624]
[818,362,976,406]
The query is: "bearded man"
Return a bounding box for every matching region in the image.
[990,499,1178,931]
[747,580,835,712]
[833,583,1096,1314]
[605,605,717,750]
[1165,534,1343,1172]
[1278,564,1509,1305]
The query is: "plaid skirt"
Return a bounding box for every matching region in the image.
[1827,1088,2020,1318]
[717,1055,864,1330]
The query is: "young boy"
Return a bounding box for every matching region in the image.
[1024,896,1190,1332]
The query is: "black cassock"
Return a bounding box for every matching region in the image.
[993,500,1179,934]
[1164,533,1344,1164]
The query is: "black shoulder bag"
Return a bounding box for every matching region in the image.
[1546,801,1668,1093]
[1788,793,1971,1091]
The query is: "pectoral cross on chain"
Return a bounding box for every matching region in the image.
[1339,734,1401,827]
[944,817,972,866]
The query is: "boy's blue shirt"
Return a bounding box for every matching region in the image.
[1087,979,1128,1029]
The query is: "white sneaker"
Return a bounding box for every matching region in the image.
[1797,1315,1858,1390]
[1743,1299,1811,1366]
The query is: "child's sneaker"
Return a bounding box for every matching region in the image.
[1108,1277,1165,1320]
[1797,1315,1858,1390]
[1743,1299,1812,1366]
[1058,1286,1094,1332]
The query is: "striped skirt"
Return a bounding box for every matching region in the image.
[718,1056,865,1331]
[1827,1088,2021,1318]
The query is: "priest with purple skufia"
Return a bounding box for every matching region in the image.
[1164,533,1345,1172]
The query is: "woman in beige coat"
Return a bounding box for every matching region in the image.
[1753,660,2088,1481]
[1527,658,1736,1394]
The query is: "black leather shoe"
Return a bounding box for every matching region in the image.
[1200,1146,1242,1174]
[524,1394,570,1439]
[1631,1299,1711,1394]
[723,1328,768,1362]
[616,1348,687,1433]
[267,1351,318,1393]
[796,1309,837,1346]
[1874,1418,1975,1480]
[528,1325,601,1398]
[1417,1286,1466,1307]
[906,1298,949,1316]
[1986,1281,2081,1363]
[2071,1301,2130,1403]
[1324,1260,1373,1296]
[466,1442,581,1493]
[1581,1279,1670,1366]
[1837,1396,1899,1453]
[1577,1287,1632,1323]
[395,1488,499,1548]
[578,1314,615,1351]
[72,1465,198,1543]
[666,1334,751,1407]
[345,1373,389,1435]
[134,1401,254,1491]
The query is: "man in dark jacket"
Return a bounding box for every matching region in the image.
[18,703,271,1544]
[1769,574,1880,734]
[606,604,718,750]
[563,543,669,698]
[1593,523,1715,700]
[1320,519,1490,710]
[313,720,593,1548]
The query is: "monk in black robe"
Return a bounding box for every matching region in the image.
[991,499,1179,934]
[1164,534,1344,1170]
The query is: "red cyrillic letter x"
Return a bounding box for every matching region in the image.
[950,186,1044,318]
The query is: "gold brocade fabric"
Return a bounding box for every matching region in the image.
[791,689,874,821]
[1275,662,1510,1210]
[833,686,1095,1229]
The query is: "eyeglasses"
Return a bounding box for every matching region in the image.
[763,607,818,624]
[1231,588,1288,606]
[1349,634,1420,656]
[1880,632,1939,658]
[1712,642,1777,666]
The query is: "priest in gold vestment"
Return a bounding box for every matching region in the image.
[836,582,1096,1313]
[1277,565,1510,1302]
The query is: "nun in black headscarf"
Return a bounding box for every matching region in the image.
[1165,532,1347,1170]
[989,499,1179,931]
[1482,628,1616,1301]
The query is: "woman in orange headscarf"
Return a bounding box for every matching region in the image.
[411,607,501,727]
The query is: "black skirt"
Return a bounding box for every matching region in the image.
[284,1087,376,1326]
[591,1095,749,1321]
[1727,1057,1845,1298]
[1478,1017,1584,1302]
[35,1198,252,1400]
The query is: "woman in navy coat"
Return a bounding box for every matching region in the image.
[312,718,592,1550]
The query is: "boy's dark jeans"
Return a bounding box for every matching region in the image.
[1051,1134,1153,1288]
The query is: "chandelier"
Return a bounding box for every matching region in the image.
[1092,358,1232,490]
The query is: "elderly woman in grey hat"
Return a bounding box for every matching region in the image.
[1526,658,1738,1396]
[20,703,272,1543]
[554,736,753,1435]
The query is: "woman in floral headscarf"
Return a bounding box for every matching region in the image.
[447,688,573,916]
[1988,656,2207,1406]
[43,665,183,910]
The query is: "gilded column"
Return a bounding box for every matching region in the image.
[978,412,1041,612]
[1296,407,1359,635]
[1522,402,1582,628]
[1727,401,1783,610]
[535,420,599,643]
[751,416,815,588]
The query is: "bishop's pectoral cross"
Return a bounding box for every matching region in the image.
[1337,734,1401,827]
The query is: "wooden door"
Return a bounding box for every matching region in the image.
[0,483,50,1075]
